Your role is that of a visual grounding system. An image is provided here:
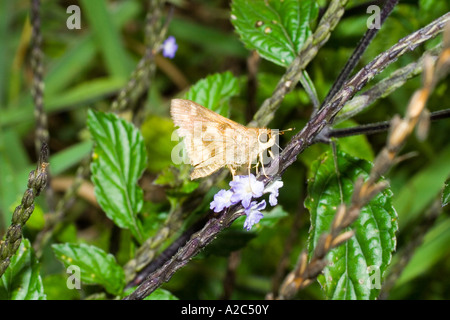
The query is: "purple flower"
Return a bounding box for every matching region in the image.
[162,36,178,59]
[210,189,234,213]
[264,180,283,206]
[229,174,264,209]
[243,200,266,231]
[209,175,284,231]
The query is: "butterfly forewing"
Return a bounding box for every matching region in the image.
[170,99,276,179]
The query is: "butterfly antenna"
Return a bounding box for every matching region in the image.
[278,128,294,135]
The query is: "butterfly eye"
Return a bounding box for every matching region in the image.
[259,132,268,143]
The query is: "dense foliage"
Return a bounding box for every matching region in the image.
[0,0,449,300]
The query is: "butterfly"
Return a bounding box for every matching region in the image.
[170,99,285,180]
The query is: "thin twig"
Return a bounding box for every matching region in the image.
[221,250,241,300]
[33,156,91,257]
[30,0,54,214]
[324,107,450,140]
[30,0,48,156]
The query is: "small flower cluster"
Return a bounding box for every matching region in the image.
[210,174,283,231]
[161,36,178,59]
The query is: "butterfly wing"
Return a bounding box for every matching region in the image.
[170,99,249,179]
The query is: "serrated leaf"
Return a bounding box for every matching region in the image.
[184,71,240,117]
[231,0,318,67]
[443,178,450,207]
[0,238,46,300]
[52,243,125,296]
[305,149,398,300]
[87,110,147,242]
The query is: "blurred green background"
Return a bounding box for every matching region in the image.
[0,0,449,299]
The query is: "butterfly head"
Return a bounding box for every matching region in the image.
[257,129,277,151]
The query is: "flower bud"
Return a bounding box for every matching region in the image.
[0,242,8,260]
[9,238,22,254]
[21,204,35,224]
[0,258,11,276]
[35,171,48,194]
[21,189,35,208]
[27,170,36,188]
[11,205,23,225]
[6,225,22,243]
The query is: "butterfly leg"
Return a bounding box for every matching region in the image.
[247,155,255,192]
[259,152,269,178]
[268,149,275,160]
[255,162,259,176]
[227,165,236,180]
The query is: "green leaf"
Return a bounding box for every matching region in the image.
[52,243,125,296]
[153,166,199,197]
[170,17,247,58]
[333,120,375,162]
[184,71,240,117]
[0,129,30,228]
[394,146,450,229]
[0,238,46,300]
[124,287,178,300]
[2,77,127,127]
[443,177,450,207]
[305,149,398,300]
[144,288,179,300]
[42,274,81,300]
[141,115,178,172]
[394,217,450,288]
[80,0,134,78]
[231,0,318,67]
[87,110,147,242]
[45,1,140,95]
